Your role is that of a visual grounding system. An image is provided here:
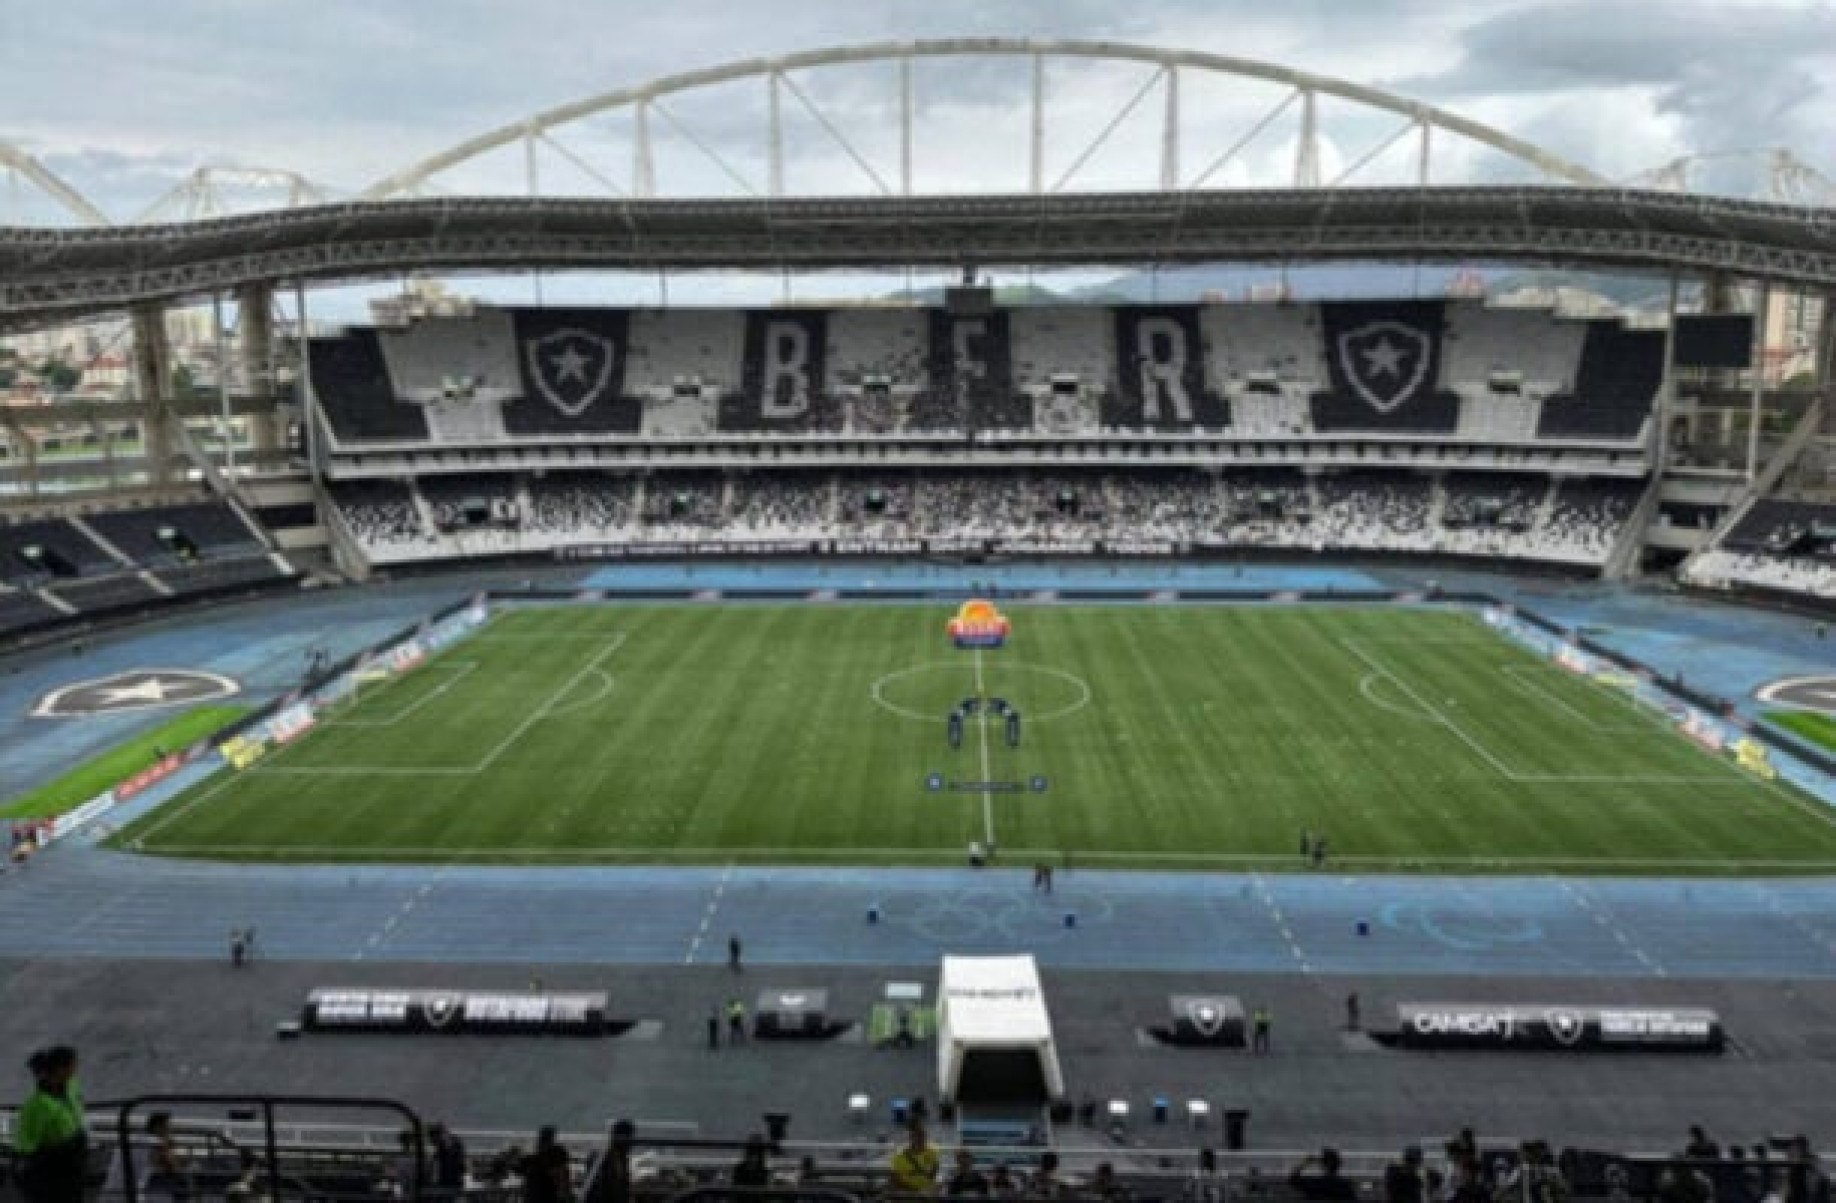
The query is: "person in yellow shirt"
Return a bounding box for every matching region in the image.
[888,1122,940,1196]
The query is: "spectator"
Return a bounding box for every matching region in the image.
[1290,1148,1357,1202]
[1093,1163,1131,1202]
[1251,1005,1272,1054]
[431,1123,468,1192]
[144,1112,189,1203]
[585,1120,634,1203]
[1383,1146,1425,1203]
[1444,1157,1488,1203]
[386,1130,420,1197]
[1497,1141,1569,1203]
[1784,1137,1827,1203]
[946,1149,990,1197]
[889,1123,940,1196]
[1658,1164,1713,1203]
[1186,1148,1226,1203]
[733,1134,772,1191]
[521,1126,573,1203]
[1031,1152,1063,1199]
[988,1164,1020,1198]
[13,1046,87,1203]
[1685,1128,1721,1161]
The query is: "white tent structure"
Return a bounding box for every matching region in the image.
[936,954,1066,1104]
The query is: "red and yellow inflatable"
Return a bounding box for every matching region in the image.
[947,598,1011,649]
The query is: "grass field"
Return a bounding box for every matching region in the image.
[1767,710,1836,755]
[4,705,246,819]
[108,603,1836,873]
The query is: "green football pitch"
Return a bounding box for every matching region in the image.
[110,603,1836,873]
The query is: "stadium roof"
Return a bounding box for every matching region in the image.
[2,186,1834,329]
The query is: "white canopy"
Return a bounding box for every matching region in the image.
[936,954,1065,1103]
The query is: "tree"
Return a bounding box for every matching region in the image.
[40,358,79,391]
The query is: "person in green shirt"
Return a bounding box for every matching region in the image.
[15,1045,87,1203]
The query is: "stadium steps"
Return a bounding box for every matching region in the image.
[66,514,134,569]
[35,586,76,616]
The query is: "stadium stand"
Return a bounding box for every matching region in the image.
[824,308,932,434]
[330,480,429,555]
[941,309,1024,430]
[1310,301,1463,433]
[726,311,843,433]
[526,474,638,538]
[508,308,643,435]
[1009,308,1106,433]
[377,311,515,442]
[300,300,1667,447]
[1684,499,1836,598]
[0,517,119,582]
[309,329,432,442]
[1108,306,1232,429]
[85,501,266,567]
[627,308,743,437]
[43,572,165,613]
[1536,321,1664,440]
[0,584,62,634]
[327,468,1640,571]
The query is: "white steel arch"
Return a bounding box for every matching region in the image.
[359,38,1610,201]
[134,166,332,224]
[0,141,109,225]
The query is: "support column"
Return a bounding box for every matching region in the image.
[1747,281,1771,480]
[237,282,281,456]
[1819,291,1836,394]
[131,302,174,486]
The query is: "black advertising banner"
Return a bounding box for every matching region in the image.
[304,989,611,1036]
[1394,1004,1722,1052]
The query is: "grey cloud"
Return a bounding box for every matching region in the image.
[1393,0,1836,180]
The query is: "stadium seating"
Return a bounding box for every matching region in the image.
[0,517,119,583]
[331,480,428,554]
[328,466,1641,571]
[85,501,265,567]
[627,308,743,437]
[377,311,517,442]
[0,584,62,635]
[1536,321,1663,440]
[508,309,643,435]
[303,300,1668,448]
[1204,304,1319,435]
[825,309,932,434]
[1683,498,1836,599]
[309,330,432,442]
[1310,301,1463,434]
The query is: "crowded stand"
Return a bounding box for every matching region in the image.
[1684,499,1836,599]
[305,300,1660,445]
[328,468,1641,570]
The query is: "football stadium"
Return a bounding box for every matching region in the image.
[5,9,1836,1203]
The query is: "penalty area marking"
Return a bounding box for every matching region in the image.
[870,661,1092,725]
[321,661,480,728]
[1342,637,1746,785]
[199,635,627,782]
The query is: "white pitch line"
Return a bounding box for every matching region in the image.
[1339,637,1527,780]
[323,662,479,728]
[126,842,1836,870]
[974,648,995,849]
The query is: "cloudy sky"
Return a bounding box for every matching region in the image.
[3,0,1831,307]
[6,0,1832,218]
